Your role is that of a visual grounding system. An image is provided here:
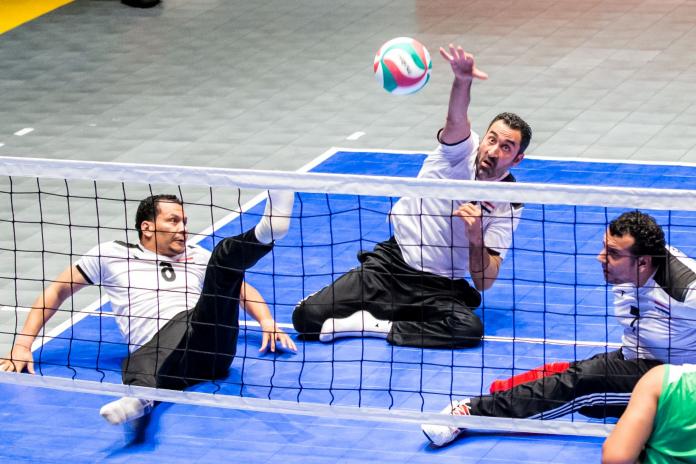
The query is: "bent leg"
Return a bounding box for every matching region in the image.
[292,266,369,339]
[388,298,483,348]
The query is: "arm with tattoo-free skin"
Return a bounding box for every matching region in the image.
[0,265,89,373]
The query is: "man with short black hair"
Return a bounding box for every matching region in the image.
[422,210,696,447]
[0,191,296,425]
[292,44,532,349]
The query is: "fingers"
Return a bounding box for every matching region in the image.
[27,361,35,375]
[473,67,489,80]
[0,359,23,373]
[455,202,481,216]
[287,337,297,352]
[440,44,488,80]
[259,333,269,353]
[439,46,453,62]
[278,333,297,353]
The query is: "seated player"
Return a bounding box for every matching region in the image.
[602,363,696,464]
[292,44,532,349]
[0,191,296,425]
[422,210,696,446]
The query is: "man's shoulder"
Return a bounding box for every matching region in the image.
[653,246,696,303]
[80,240,141,261]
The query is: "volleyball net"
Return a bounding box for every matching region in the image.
[1,155,695,437]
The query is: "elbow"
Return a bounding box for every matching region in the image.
[473,277,494,292]
[601,443,636,464]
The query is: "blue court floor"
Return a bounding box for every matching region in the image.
[2,149,696,462]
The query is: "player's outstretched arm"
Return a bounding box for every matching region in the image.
[601,365,663,464]
[0,265,89,374]
[439,44,488,145]
[240,281,297,353]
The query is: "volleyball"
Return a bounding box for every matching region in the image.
[373,37,432,95]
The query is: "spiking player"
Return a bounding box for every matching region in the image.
[292,44,532,349]
[1,191,296,425]
[422,211,696,447]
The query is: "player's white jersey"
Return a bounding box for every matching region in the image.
[76,241,211,352]
[391,130,523,279]
[613,246,696,364]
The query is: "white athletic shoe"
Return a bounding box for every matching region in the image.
[421,399,471,447]
[99,397,154,425]
[319,310,391,343]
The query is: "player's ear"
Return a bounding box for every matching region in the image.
[140,220,155,238]
[513,151,525,165]
[637,256,650,268]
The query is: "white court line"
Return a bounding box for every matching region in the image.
[1,305,30,313]
[67,313,619,349]
[346,131,365,140]
[14,128,34,136]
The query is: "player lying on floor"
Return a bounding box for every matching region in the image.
[422,210,696,446]
[0,191,296,425]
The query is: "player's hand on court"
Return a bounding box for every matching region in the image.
[0,344,35,374]
[259,319,297,354]
[455,202,484,247]
[439,44,488,81]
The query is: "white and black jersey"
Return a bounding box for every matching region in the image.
[390,130,523,279]
[76,241,211,352]
[614,246,696,364]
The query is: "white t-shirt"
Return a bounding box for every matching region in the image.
[390,130,523,279]
[613,246,696,364]
[76,241,211,352]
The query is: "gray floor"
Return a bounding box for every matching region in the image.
[2,0,696,372]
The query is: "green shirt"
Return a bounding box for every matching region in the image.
[644,364,696,464]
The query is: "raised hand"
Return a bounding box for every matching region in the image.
[454,202,484,247]
[439,44,488,81]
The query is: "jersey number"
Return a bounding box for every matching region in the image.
[629,305,640,334]
[160,262,176,282]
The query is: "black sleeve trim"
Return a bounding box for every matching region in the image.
[654,251,696,303]
[436,128,471,146]
[114,240,139,249]
[487,247,502,257]
[75,264,94,285]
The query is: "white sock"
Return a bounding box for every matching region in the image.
[99,397,154,425]
[319,310,392,343]
[254,190,295,244]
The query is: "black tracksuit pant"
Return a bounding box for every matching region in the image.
[471,349,661,419]
[121,228,273,390]
[292,237,483,348]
